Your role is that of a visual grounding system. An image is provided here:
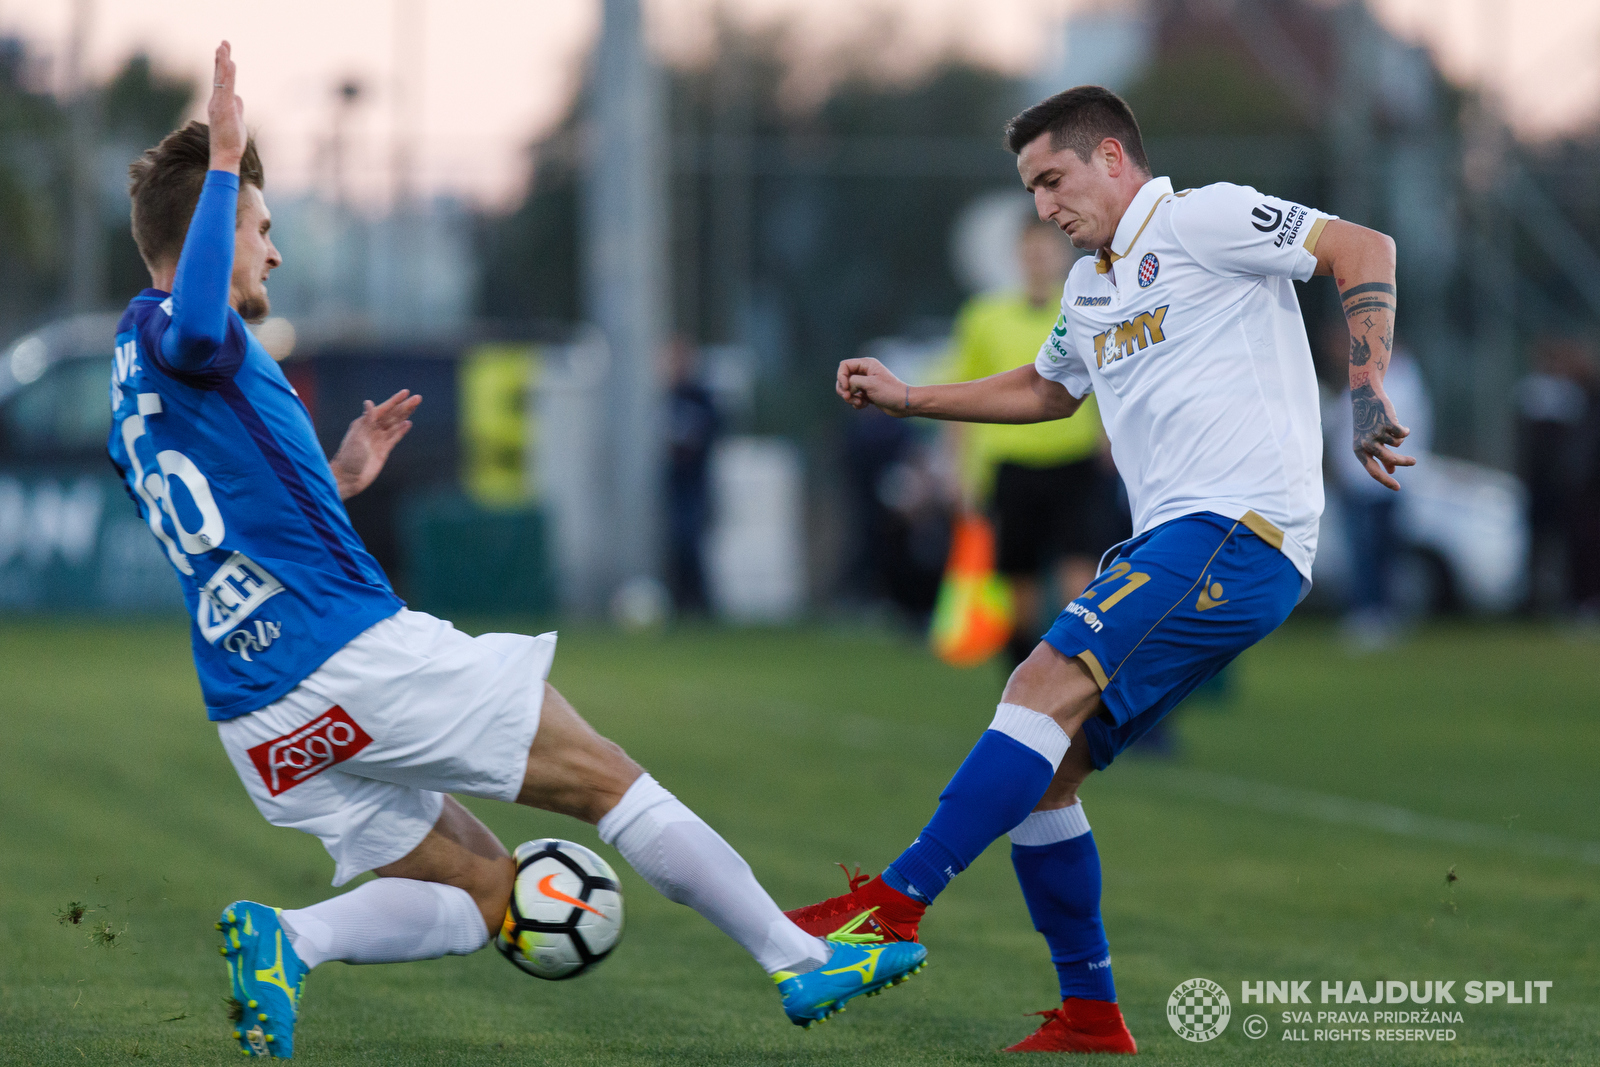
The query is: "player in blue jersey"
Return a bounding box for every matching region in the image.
[113,43,923,1058]
[787,86,1411,1052]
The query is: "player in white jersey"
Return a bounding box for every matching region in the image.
[125,44,925,1058]
[787,86,1409,1052]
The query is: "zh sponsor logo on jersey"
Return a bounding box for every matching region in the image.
[197,551,286,643]
[1093,305,1169,369]
[225,619,283,661]
[1251,205,1283,232]
[1074,295,1112,307]
[247,705,373,796]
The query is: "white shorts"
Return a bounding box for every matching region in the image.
[217,609,556,886]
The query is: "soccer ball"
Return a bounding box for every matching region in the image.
[496,838,623,980]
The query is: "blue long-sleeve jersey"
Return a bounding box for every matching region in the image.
[108,171,402,720]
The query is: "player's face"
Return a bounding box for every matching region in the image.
[231,184,281,324]
[1018,135,1121,251]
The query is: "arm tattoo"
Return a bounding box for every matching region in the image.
[1351,383,1402,451]
[1339,282,1396,300]
[1343,299,1396,317]
[1350,333,1373,367]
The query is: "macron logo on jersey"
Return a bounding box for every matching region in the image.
[1094,305,1170,369]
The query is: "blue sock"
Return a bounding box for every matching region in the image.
[886,705,1067,903]
[1011,809,1115,1003]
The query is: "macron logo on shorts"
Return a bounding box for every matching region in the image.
[247,706,372,796]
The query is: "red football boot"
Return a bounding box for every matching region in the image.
[784,865,926,944]
[1004,998,1139,1053]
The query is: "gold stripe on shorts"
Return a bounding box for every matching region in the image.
[1239,510,1284,551]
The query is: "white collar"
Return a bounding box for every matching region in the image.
[1096,176,1173,275]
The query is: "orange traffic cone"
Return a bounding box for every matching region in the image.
[930,515,1014,667]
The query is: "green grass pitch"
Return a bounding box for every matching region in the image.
[1,617,1596,1064]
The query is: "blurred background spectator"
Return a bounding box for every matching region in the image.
[664,336,720,616]
[944,215,1126,667]
[1323,332,1434,648]
[1517,337,1600,616]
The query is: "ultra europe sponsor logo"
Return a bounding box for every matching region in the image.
[1251,204,1284,232]
[1274,205,1309,249]
[247,705,373,796]
[1168,978,1231,1042]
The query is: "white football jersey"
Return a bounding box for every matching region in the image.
[1035,176,1336,585]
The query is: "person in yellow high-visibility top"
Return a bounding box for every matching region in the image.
[947,217,1126,668]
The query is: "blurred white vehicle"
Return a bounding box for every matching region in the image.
[1313,453,1528,614]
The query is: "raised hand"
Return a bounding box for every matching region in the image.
[835,357,912,417]
[1350,382,1413,490]
[208,41,246,173]
[330,390,423,501]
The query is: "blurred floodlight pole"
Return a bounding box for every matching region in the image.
[585,0,667,604]
[1466,0,1517,467]
[65,0,102,313]
[391,0,421,211]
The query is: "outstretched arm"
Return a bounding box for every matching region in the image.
[161,42,248,371]
[1313,219,1413,490]
[330,390,423,500]
[835,358,1081,424]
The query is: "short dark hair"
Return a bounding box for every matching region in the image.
[1003,86,1150,173]
[128,120,264,269]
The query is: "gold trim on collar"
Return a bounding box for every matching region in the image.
[1097,192,1171,276]
[1239,510,1285,551]
[1114,195,1168,260]
[1076,650,1110,690]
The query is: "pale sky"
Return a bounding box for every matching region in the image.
[1,0,1595,208]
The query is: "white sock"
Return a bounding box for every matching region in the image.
[1008,799,1092,846]
[597,773,830,976]
[280,878,488,968]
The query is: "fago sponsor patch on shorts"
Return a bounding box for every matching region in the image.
[247,706,373,796]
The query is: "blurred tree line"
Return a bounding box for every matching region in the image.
[478,0,1600,470]
[472,9,1429,434]
[0,39,192,343]
[477,24,1025,437]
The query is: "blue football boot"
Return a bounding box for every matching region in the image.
[775,937,927,1027]
[217,901,309,1058]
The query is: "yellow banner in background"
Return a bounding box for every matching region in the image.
[460,344,540,508]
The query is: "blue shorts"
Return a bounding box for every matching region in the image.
[1040,511,1302,770]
